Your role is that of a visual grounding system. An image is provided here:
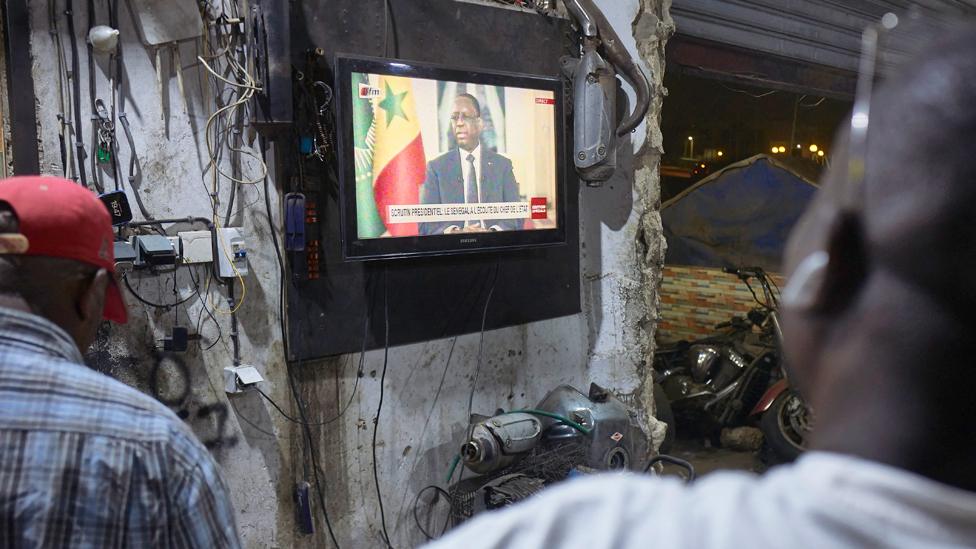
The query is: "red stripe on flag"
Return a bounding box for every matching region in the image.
[373,133,425,237]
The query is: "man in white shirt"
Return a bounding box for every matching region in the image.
[424,25,976,549]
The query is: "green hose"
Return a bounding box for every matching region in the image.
[445,454,461,484]
[506,409,592,435]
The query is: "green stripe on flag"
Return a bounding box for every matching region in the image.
[352,73,386,238]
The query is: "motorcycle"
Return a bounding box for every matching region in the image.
[654,267,812,462]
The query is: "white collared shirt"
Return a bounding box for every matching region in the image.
[423,452,976,549]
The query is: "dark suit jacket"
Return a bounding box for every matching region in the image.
[418,146,522,235]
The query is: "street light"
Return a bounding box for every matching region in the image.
[717,151,724,157]
[817,150,825,157]
[809,144,819,153]
[687,136,695,158]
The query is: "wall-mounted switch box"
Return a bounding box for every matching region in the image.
[178,230,214,264]
[223,365,264,394]
[215,227,248,278]
[134,235,177,267]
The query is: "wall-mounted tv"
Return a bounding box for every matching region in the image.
[335,55,568,260]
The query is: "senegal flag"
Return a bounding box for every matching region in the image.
[370,76,426,237]
[352,73,386,238]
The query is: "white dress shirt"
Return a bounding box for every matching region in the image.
[423,452,976,549]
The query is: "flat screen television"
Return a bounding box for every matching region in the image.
[335,55,568,260]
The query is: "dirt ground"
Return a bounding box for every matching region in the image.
[661,438,768,480]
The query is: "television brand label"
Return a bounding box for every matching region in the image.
[535,97,555,105]
[460,238,477,244]
[530,197,547,220]
[359,83,382,98]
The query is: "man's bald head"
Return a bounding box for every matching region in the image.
[859,27,976,312]
[780,25,976,486]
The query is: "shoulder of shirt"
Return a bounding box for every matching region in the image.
[0,351,201,446]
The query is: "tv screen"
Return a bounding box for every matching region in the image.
[335,55,567,260]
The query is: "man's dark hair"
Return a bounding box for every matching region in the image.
[456,93,482,117]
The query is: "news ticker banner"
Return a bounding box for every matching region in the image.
[387,198,548,224]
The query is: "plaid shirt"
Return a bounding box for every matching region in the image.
[0,307,241,548]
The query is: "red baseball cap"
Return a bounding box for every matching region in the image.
[0,176,127,323]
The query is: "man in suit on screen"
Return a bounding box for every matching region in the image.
[419,93,522,235]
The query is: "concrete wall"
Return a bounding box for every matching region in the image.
[24,1,672,547]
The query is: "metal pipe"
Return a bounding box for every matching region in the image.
[566,0,652,136]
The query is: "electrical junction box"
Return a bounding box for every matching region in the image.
[134,235,177,267]
[215,227,248,278]
[223,365,264,394]
[178,230,214,264]
[114,240,137,276]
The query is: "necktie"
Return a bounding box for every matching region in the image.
[465,154,478,204]
[465,154,480,228]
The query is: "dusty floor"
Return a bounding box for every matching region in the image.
[663,438,768,479]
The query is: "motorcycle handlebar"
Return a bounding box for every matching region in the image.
[723,266,765,277]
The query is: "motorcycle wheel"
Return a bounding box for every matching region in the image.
[653,383,676,454]
[760,389,811,464]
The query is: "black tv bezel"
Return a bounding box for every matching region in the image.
[335,54,568,261]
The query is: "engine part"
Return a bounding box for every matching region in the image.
[562,0,652,185]
[564,50,617,183]
[462,412,542,475]
[536,383,649,471]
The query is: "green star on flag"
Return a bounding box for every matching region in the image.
[378,81,409,127]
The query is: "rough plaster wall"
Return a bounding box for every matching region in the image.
[28,2,288,547]
[25,1,671,548]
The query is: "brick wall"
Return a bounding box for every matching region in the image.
[657,265,785,344]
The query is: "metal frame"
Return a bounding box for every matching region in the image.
[2,0,40,174]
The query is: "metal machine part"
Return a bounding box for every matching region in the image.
[561,0,652,185]
[536,383,649,472]
[689,344,721,383]
[564,50,617,183]
[462,413,543,475]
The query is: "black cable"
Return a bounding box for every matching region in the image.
[643,455,696,481]
[188,265,223,350]
[465,260,500,439]
[87,0,103,193]
[261,138,340,549]
[441,260,501,533]
[286,362,341,548]
[412,485,452,541]
[122,270,196,309]
[372,266,393,548]
[65,0,88,189]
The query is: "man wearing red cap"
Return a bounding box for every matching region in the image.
[0,177,240,547]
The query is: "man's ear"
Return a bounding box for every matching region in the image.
[783,211,868,314]
[77,268,109,324]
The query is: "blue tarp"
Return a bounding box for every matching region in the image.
[663,155,818,271]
